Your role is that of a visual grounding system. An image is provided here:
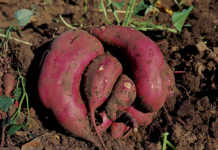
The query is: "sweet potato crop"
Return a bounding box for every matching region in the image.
[91,25,175,112]
[38,26,175,149]
[84,54,122,148]
[38,30,104,147]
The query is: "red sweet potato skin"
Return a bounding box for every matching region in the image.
[91,26,175,111]
[111,122,130,139]
[84,54,123,110]
[105,74,136,120]
[97,111,112,133]
[38,30,104,146]
[126,106,156,127]
[110,74,136,107]
[84,54,123,148]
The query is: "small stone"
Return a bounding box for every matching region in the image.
[21,136,43,150]
[213,47,218,55]
[196,41,209,54]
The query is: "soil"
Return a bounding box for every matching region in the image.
[0,0,217,150]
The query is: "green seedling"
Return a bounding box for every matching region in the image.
[107,0,125,25]
[14,9,33,27]
[98,0,125,25]
[122,0,136,26]
[96,0,193,34]
[162,132,176,150]
[134,0,159,16]
[8,69,30,135]
[134,0,149,16]
[0,96,15,112]
[59,15,78,30]
[172,6,193,33]
[84,0,88,12]
[0,26,32,46]
[0,26,15,49]
[14,5,39,27]
[96,0,175,33]
[131,20,177,33]
[0,69,30,136]
[99,0,136,26]
[174,0,192,9]
[0,26,17,56]
[173,0,180,8]
[100,0,112,24]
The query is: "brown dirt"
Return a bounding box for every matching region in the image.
[0,0,217,150]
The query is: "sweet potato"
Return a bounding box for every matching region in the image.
[126,106,156,128]
[84,54,123,148]
[38,30,104,147]
[111,122,130,139]
[97,111,112,133]
[108,107,155,138]
[100,75,154,137]
[97,74,136,137]
[105,74,136,121]
[91,25,175,111]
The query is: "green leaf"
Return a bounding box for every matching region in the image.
[14,9,33,27]
[131,20,178,33]
[134,0,148,16]
[7,124,23,136]
[99,0,111,24]
[13,87,22,100]
[0,96,15,112]
[111,0,125,10]
[172,6,193,33]
[122,0,136,26]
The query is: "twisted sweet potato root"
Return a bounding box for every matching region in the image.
[38,26,175,149]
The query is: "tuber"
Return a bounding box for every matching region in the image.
[97,111,112,133]
[38,26,176,148]
[105,74,136,121]
[38,30,104,147]
[126,106,156,129]
[84,54,123,148]
[111,122,130,139]
[101,74,154,137]
[91,25,175,112]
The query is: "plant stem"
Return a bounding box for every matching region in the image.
[131,20,178,33]
[59,15,77,30]
[106,0,121,25]
[18,69,30,126]
[113,10,121,25]
[84,0,88,12]
[100,0,111,24]
[108,0,120,25]
[162,132,169,150]
[166,141,177,150]
[91,8,127,14]
[122,0,136,26]
[10,69,30,127]
[0,33,32,46]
